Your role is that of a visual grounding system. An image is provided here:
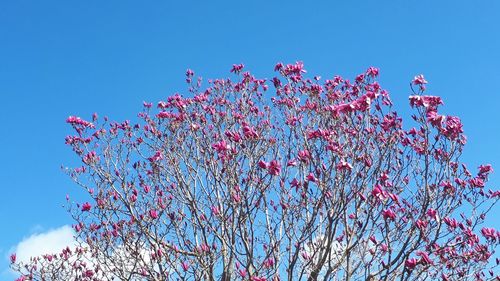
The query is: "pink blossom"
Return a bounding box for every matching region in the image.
[336,160,353,171]
[415,219,428,230]
[298,150,311,163]
[143,101,152,108]
[440,181,454,193]
[388,193,399,204]
[441,116,463,140]
[481,227,498,241]
[371,184,388,199]
[380,243,388,252]
[212,140,230,153]
[66,116,94,128]
[10,253,16,264]
[408,95,443,108]
[148,151,163,162]
[149,209,158,219]
[181,261,190,271]
[382,209,396,221]
[156,111,172,119]
[83,151,98,164]
[416,251,433,265]
[469,177,485,188]
[268,160,281,176]
[405,258,418,270]
[242,125,259,139]
[274,62,284,72]
[258,160,269,169]
[230,64,244,74]
[81,202,92,212]
[366,67,379,77]
[290,178,301,188]
[263,257,275,269]
[306,173,317,182]
[426,208,437,220]
[478,164,493,176]
[211,206,220,216]
[412,74,427,85]
[238,268,247,278]
[443,217,458,229]
[426,109,444,127]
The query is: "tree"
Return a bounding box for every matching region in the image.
[11,63,499,280]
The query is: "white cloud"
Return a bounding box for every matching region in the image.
[11,225,76,264]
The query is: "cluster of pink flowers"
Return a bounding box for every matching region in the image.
[258,159,282,176]
[66,115,94,128]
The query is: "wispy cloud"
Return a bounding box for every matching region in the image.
[10,225,76,264]
[2,225,76,279]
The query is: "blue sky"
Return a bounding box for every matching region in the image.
[1,0,499,278]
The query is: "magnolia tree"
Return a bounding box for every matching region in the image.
[11,63,499,281]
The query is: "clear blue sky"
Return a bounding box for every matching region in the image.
[1,0,499,277]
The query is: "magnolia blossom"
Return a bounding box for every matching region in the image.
[81,202,91,212]
[412,74,427,85]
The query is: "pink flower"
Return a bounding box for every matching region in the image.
[212,140,230,153]
[441,116,463,140]
[10,253,16,264]
[66,116,94,128]
[81,202,92,212]
[366,67,379,77]
[336,160,353,172]
[148,151,163,162]
[382,209,396,221]
[290,178,301,188]
[481,227,498,241]
[408,95,443,108]
[230,64,244,74]
[263,257,275,269]
[440,181,455,193]
[415,219,428,230]
[478,164,493,176]
[242,124,259,139]
[426,208,437,220]
[469,177,485,188]
[268,160,281,176]
[211,206,220,216]
[412,74,427,85]
[371,184,388,200]
[274,62,284,72]
[426,109,444,127]
[443,217,458,229]
[306,173,317,182]
[181,261,190,271]
[258,160,269,169]
[238,268,247,278]
[416,251,433,265]
[83,151,98,164]
[388,193,399,204]
[380,243,388,252]
[149,209,158,219]
[298,150,311,163]
[405,258,418,270]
